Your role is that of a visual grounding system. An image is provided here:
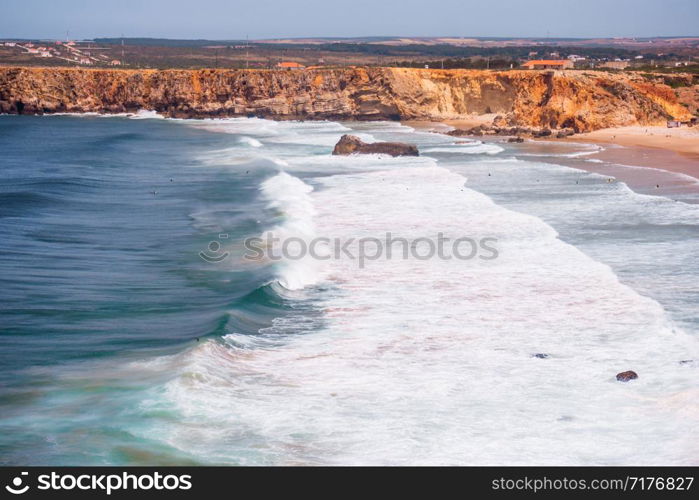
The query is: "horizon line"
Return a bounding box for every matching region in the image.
[3,34,699,42]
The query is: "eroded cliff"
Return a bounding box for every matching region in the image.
[0,66,691,132]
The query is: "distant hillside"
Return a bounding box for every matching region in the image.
[94,38,246,47]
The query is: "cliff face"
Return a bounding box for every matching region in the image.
[0,66,691,132]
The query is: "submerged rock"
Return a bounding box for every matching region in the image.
[332,134,419,157]
[508,137,525,143]
[616,370,639,382]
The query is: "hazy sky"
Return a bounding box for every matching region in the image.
[2,0,697,40]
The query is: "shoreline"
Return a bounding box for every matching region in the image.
[532,140,699,202]
[558,126,699,163]
[538,126,699,201]
[406,120,699,202]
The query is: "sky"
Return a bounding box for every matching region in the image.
[1,0,697,40]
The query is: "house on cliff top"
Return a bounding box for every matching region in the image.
[276,61,305,70]
[522,59,573,70]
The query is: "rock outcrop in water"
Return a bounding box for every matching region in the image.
[616,370,639,382]
[448,124,579,138]
[0,67,691,132]
[332,134,419,157]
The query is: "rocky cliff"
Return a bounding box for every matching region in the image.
[0,66,691,132]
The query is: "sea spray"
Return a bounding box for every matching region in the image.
[258,171,328,290]
[158,161,698,465]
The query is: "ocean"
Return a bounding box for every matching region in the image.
[0,113,697,465]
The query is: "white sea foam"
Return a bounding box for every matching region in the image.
[182,117,376,150]
[128,109,164,119]
[238,136,263,147]
[50,111,110,117]
[155,158,698,465]
[423,142,505,155]
[187,117,283,137]
[257,171,327,290]
[14,115,697,465]
[606,163,699,185]
[516,142,604,159]
[48,109,164,119]
[102,117,698,465]
[561,146,604,158]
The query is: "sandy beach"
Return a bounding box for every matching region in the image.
[524,139,699,201]
[407,119,699,201]
[563,126,699,163]
[409,120,699,173]
[440,114,500,130]
[553,126,699,198]
[405,115,497,134]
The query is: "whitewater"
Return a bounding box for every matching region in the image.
[142,118,699,465]
[0,115,697,465]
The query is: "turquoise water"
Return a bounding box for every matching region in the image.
[0,115,286,464]
[1,114,697,465]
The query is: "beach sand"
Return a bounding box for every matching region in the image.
[517,139,699,202]
[563,126,699,163]
[551,126,699,200]
[405,114,498,132]
[405,120,699,202]
[440,114,499,130]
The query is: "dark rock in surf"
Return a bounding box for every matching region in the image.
[616,370,638,382]
[556,128,575,138]
[508,137,525,143]
[446,127,486,137]
[446,125,573,140]
[332,134,419,157]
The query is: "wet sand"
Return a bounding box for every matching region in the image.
[405,120,699,202]
[563,126,699,163]
[543,127,699,201]
[515,139,699,202]
[587,143,699,180]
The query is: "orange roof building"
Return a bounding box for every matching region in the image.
[522,59,574,70]
[276,61,305,70]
